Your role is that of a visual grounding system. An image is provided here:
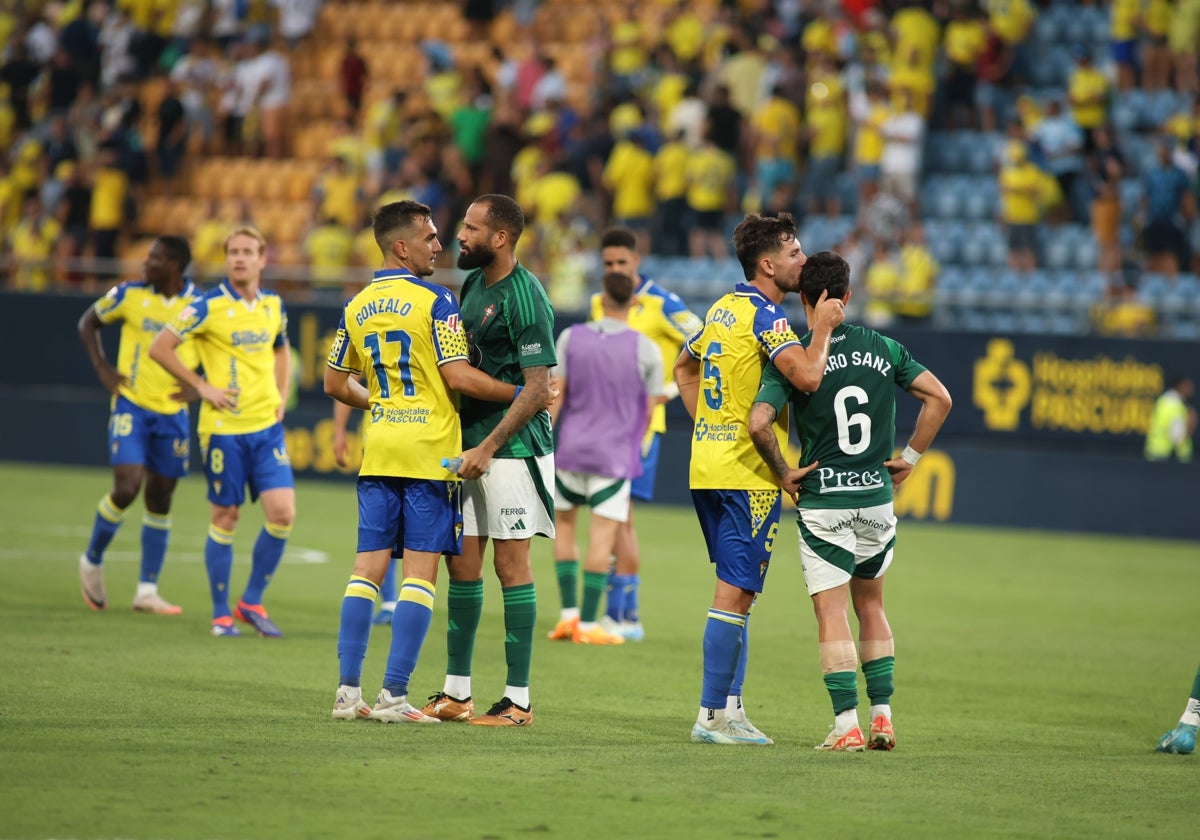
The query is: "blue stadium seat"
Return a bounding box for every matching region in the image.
[965,134,1001,174]
[1044,232,1074,270]
[929,224,961,264]
[1136,273,1171,305]
[962,308,993,332]
[1147,90,1184,128]
[1118,177,1144,219]
[1048,311,1085,335]
[925,133,954,174]
[1033,12,1063,45]
[1166,319,1200,340]
[1073,235,1099,271]
[1086,6,1109,44]
[925,178,961,219]
[962,179,997,221]
[990,311,1019,333]
[1018,312,1050,334]
[1063,15,1092,48]
[1110,100,1138,133]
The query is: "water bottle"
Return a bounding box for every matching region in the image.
[441,456,490,477]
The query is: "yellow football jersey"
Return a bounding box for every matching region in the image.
[167,280,288,435]
[327,269,470,480]
[94,280,200,416]
[684,285,798,490]
[590,277,702,435]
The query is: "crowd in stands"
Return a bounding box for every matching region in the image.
[2,0,1200,337]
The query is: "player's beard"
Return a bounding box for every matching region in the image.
[457,242,495,270]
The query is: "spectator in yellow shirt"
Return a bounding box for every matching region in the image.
[750,84,802,216]
[603,133,657,252]
[942,5,988,130]
[998,141,1043,271]
[10,193,61,291]
[88,147,129,273]
[1068,49,1110,150]
[686,128,736,259]
[654,130,691,257]
[896,222,938,320]
[804,58,847,218]
[1110,0,1141,91]
[191,199,233,281]
[852,83,889,210]
[303,217,354,290]
[311,156,363,228]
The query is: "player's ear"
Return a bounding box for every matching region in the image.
[492,228,508,250]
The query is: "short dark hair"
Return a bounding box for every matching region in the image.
[601,271,636,306]
[733,212,799,281]
[157,235,192,272]
[373,200,432,253]
[600,228,637,251]
[799,251,851,307]
[476,194,525,244]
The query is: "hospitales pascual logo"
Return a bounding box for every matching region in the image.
[973,338,1163,435]
[973,339,1031,431]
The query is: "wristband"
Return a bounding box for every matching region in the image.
[513,385,524,401]
[900,445,922,467]
[663,381,680,401]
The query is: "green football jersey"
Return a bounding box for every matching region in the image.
[459,263,557,457]
[755,323,927,509]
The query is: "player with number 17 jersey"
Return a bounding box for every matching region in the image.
[756,323,926,509]
[326,269,470,479]
[684,283,800,492]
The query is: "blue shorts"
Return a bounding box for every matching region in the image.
[357,476,463,555]
[690,488,782,593]
[109,395,190,478]
[203,424,294,507]
[1111,39,1138,66]
[630,432,661,502]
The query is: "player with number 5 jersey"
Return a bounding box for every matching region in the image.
[674,212,844,746]
[750,251,952,753]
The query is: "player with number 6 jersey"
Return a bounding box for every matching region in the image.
[750,250,952,753]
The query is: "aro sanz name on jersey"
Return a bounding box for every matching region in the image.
[825,349,894,377]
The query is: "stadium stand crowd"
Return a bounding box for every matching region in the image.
[2,0,1200,339]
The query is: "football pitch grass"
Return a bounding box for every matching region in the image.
[0,462,1195,839]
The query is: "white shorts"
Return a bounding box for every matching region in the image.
[554,470,632,523]
[796,503,896,596]
[462,454,556,540]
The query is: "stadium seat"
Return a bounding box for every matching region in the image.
[1147,90,1184,128]
[1136,273,1171,305]
[962,180,997,221]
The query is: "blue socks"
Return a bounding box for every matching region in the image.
[382,579,436,696]
[86,494,125,564]
[701,609,746,709]
[241,522,290,605]
[205,524,235,618]
[338,576,379,687]
[140,513,170,584]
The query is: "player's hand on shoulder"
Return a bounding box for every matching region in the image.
[813,289,845,329]
[883,456,914,489]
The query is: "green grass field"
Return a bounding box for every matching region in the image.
[0,462,1196,839]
